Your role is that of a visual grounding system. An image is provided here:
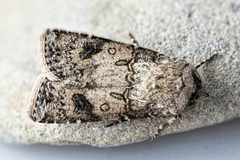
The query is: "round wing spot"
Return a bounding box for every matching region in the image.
[100,103,110,112]
[108,48,117,55]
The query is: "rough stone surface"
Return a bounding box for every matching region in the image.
[0,0,239,147]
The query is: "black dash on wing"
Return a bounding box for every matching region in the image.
[115,59,130,66]
[110,92,124,100]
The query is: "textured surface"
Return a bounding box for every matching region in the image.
[0,0,239,147]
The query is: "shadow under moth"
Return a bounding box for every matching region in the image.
[28,29,217,138]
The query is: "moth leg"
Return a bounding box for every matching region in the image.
[104,115,131,127]
[150,116,178,140]
[151,124,164,140]
[195,52,218,69]
[128,33,139,48]
[104,120,121,127]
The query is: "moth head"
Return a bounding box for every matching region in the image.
[184,65,208,110]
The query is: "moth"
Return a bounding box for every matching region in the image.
[28,29,217,138]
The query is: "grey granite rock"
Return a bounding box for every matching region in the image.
[0,0,239,147]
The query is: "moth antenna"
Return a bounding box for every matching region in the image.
[128,32,139,48]
[195,52,218,69]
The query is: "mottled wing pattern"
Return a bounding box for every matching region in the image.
[29,29,200,123]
